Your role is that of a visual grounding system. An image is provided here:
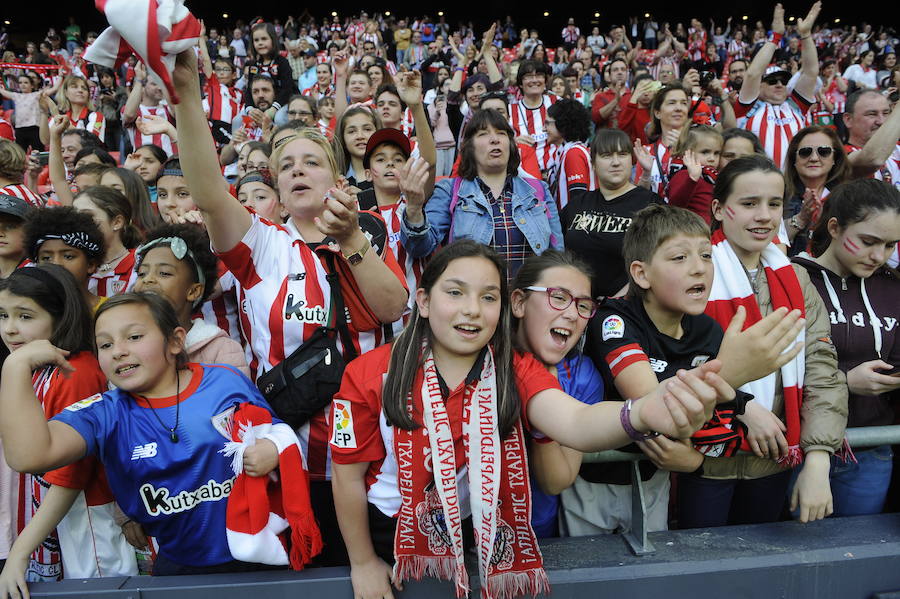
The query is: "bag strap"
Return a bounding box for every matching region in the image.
[322,252,358,362]
[447,177,463,242]
[523,177,559,249]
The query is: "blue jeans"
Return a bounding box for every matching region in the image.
[830,444,893,516]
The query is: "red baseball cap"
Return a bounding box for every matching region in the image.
[363,128,412,169]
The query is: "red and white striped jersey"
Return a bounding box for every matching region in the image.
[301,82,334,100]
[845,143,900,190]
[217,216,332,481]
[633,141,673,199]
[735,94,813,170]
[124,104,177,156]
[202,73,244,124]
[198,266,243,343]
[0,183,44,207]
[60,107,105,142]
[89,249,135,298]
[549,141,596,211]
[509,94,559,173]
[375,200,425,340]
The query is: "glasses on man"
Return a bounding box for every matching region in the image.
[797,146,834,159]
[525,286,597,319]
[214,67,234,74]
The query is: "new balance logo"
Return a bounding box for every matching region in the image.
[131,442,158,460]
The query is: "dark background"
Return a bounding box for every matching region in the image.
[0,2,889,51]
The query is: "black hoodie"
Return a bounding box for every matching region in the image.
[793,257,900,428]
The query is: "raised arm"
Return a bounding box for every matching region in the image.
[396,70,436,198]
[480,24,503,85]
[332,51,350,122]
[793,1,822,102]
[122,62,147,125]
[170,49,251,252]
[47,115,73,205]
[739,4,784,104]
[847,101,900,176]
[198,20,214,78]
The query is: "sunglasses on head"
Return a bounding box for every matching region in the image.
[797,145,834,159]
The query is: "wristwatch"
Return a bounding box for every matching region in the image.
[342,236,371,266]
[789,214,805,230]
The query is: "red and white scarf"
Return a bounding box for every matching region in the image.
[84,0,200,104]
[221,403,322,569]
[705,229,807,466]
[393,345,548,599]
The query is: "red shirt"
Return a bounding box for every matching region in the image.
[330,344,560,516]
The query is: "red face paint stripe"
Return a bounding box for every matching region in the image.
[843,237,860,254]
[725,205,736,219]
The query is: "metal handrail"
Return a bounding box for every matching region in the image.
[581,425,898,463]
[578,425,900,555]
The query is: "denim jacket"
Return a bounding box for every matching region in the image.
[400,176,564,258]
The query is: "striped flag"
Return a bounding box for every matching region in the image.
[84,0,200,104]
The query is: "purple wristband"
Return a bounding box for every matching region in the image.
[620,399,660,442]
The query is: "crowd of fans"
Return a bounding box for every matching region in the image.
[0,4,898,598]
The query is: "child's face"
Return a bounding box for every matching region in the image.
[253,29,274,57]
[134,246,203,312]
[416,256,502,365]
[719,137,755,170]
[366,143,406,194]
[347,75,371,102]
[0,290,54,352]
[156,175,197,224]
[711,171,784,265]
[134,148,163,184]
[376,92,402,127]
[319,100,335,120]
[0,215,26,261]
[237,181,281,222]
[73,196,120,246]
[693,134,723,169]
[637,234,713,317]
[511,266,593,367]
[827,211,900,279]
[36,239,95,284]
[95,303,183,396]
[343,113,377,159]
[593,148,633,189]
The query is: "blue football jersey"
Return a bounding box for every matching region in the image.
[54,363,279,567]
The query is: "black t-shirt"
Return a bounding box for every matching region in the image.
[561,187,662,298]
[580,295,724,484]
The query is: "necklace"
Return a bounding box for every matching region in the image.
[98,249,129,273]
[142,371,181,443]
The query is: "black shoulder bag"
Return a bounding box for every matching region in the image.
[255,253,358,429]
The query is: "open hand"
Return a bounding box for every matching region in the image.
[717,306,805,388]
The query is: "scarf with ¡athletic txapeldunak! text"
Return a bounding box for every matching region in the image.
[392,343,548,599]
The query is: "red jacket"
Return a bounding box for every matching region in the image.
[617,102,651,145]
[666,163,717,224]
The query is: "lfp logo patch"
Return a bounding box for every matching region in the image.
[331,399,357,448]
[602,315,625,341]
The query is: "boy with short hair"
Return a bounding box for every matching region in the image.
[561,204,802,536]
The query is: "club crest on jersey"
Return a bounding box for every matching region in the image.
[284,295,328,323]
[112,279,127,295]
[331,399,356,448]
[211,406,236,440]
[65,393,104,412]
[140,478,234,516]
[602,315,624,340]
